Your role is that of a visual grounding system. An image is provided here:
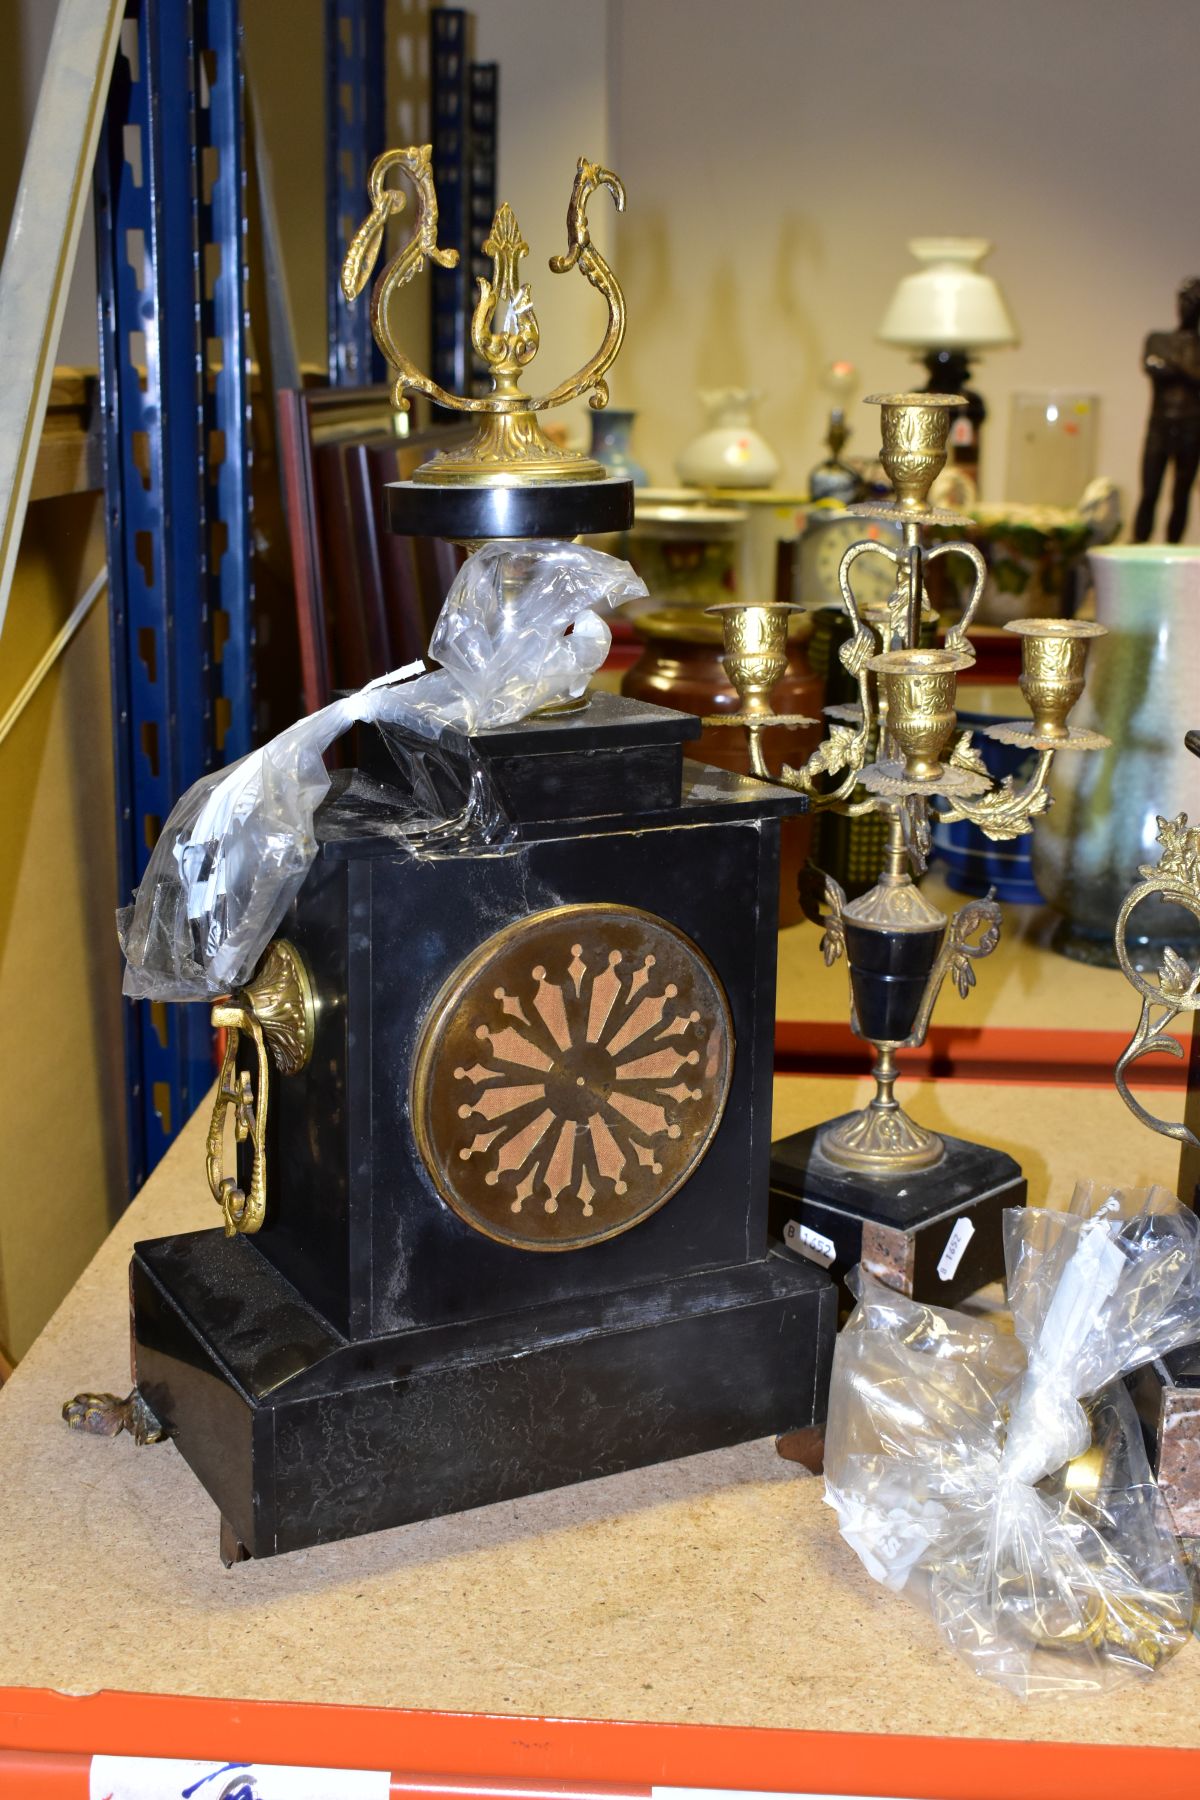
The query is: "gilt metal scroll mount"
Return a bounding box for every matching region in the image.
[1115,814,1200,1148]
[341,144,627,487]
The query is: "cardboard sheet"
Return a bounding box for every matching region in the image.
[0,1074,1195,1745]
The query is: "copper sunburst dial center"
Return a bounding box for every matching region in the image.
[412,906,734,1250]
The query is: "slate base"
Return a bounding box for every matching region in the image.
[768,1118,1024,1305]
[131,1230,837,1560]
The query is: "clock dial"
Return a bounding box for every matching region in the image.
[412,904,734,1251]
[799,516,905,611]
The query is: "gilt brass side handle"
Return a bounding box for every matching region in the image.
[925,539,987,652]
[204,940,316,1236]
[906,891,1003,1050]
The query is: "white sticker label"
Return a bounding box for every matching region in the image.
[90,1758,391,1800]
[937,1216,975,1281]
[784,1219,837,1268]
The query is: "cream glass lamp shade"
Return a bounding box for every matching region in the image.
[878,238,1018,351]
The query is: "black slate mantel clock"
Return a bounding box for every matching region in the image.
[68,147,836,1560]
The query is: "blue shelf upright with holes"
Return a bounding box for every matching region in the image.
[325,0,385,387]
[96,0,253,1194]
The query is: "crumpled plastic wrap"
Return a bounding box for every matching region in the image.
[119,539,647,1001]
[823,1184,1200,1695]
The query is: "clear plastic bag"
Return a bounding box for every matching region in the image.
[119,540,647,1000]
[823,1183,1200,1695]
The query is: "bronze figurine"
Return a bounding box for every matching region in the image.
[1133,277,1200,543]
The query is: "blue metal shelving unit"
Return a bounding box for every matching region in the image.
[96,0,252,1192]
[96,0,410,1189]
[197,0,255,765]
[325,0,385,387]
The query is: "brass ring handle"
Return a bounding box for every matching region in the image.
[203,940,316,1237]
[206,1007,270,1235]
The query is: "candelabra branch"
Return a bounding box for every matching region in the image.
[777,654,873,808]
[937,740,1056,840]
[743,719,773,782]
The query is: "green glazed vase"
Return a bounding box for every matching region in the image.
[1031,545,1200,966]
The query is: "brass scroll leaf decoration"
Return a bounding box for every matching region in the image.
[340,144,459,413]
[542,157,627,413]
[342,206,391,304]
[818,876,848,968]
[1114,813,1200,1147]
[342,144,626,418]
[942,893,1003,999]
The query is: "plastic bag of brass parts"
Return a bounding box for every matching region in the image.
[118,541,646,1002]
[823,1184,1200,1695]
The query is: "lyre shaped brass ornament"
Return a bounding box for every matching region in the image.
[342,143,628,486]
[205,940,316,1235]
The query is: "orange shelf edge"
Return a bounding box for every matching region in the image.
[3,1690,1200,1800]
[774,1019,1188,1089]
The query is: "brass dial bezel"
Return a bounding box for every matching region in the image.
[411,903,735,1252]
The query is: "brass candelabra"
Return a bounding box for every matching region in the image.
[709,392,1109,1175]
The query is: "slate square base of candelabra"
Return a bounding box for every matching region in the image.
[768,1121,1024,1306]
[130,1228,836,1561]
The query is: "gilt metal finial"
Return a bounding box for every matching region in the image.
[342,147,628,487]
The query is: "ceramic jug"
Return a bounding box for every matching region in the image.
[677,388,781,489]
[1032,545,1200,965]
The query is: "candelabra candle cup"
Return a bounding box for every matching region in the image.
[708,602,797,717]
[868,647,973,780]
[1007,617,1107,740]
[866,390,966,510]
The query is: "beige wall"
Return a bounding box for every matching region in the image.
[9,0,1197,534]
[0,8,125,1362]
[242,0,325,371]
[473,0,613,451]
[0,490,124,1362]
[597,0,1198,533]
